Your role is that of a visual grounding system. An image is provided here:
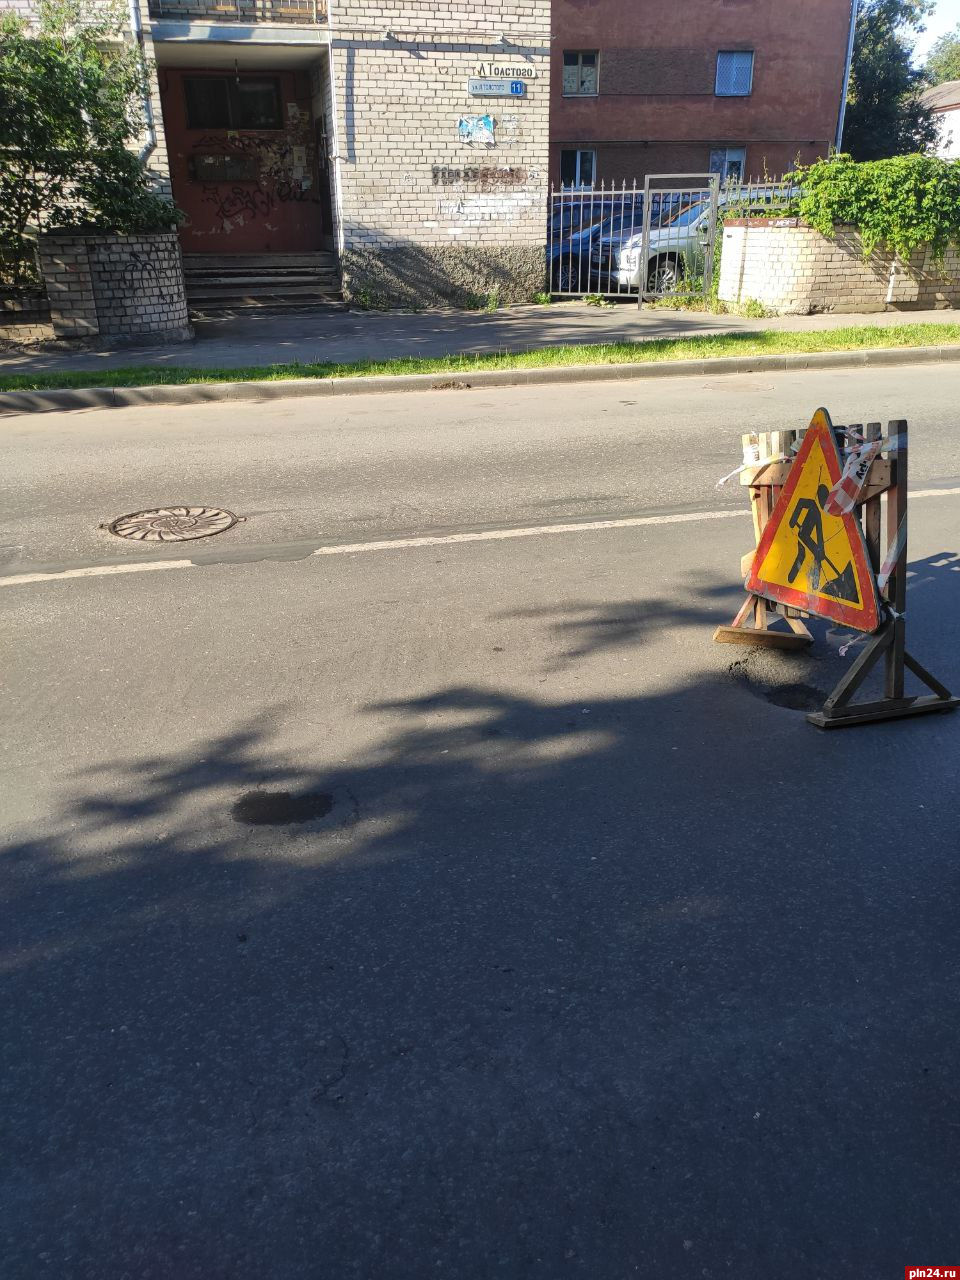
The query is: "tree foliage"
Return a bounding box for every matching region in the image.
[843,0,938,160]
[925,24,960,85]
[791,152,960,259]
[0,0,180,288]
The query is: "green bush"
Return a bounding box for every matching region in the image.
[0,0,181,288]
[789,153,960,259]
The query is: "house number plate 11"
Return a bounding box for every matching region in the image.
[468,79,527,96]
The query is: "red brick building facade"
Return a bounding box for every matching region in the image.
[550,0,856,185]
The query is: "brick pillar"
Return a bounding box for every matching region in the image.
[38,235,100,338]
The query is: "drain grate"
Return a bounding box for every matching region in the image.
[107,505,239,543]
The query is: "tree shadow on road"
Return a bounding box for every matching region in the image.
[2,567,960,1280]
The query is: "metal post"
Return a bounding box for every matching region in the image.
[547,184,553,295]
[884,420,908,699]
[638,174,653,309]
[702,174,720,307]
[836,0,859,152]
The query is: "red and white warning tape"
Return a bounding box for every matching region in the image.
[824,438,882,516]
[714,443,795,489]
[877,517,907,591]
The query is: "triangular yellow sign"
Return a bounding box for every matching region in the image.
[746,409,881,632]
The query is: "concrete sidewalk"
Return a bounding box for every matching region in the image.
[2,301,957,378]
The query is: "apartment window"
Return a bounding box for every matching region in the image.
[563,51,599,96]
[559,148,596,187]
[709,146,746,182]
[715,51,754,97]
[184,76,283,130]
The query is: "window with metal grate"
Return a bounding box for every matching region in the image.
[715,51,754,97]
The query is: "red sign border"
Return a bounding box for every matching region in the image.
[745,408,881,633]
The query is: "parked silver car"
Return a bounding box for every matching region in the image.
[615,199,713,293]
[616,186,797,293]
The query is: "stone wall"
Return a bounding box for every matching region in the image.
[329,0,551,307]
[38,232,192,343]
[0,294,52,346]
[719,219,960,315]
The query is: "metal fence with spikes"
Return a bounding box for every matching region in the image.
[546,173,795,304]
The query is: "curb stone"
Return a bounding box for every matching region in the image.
[0,343,957,416]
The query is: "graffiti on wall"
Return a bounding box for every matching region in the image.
[205,185,276,227]
[429,161,542,231]
[188,122,318,236]
[436,190,540,227]
[432,165,529,188]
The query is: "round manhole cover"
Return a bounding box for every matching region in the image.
[108,505,239,543]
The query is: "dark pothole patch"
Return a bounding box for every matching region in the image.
[232,789,335,826]
[760,682,825,711]
[728,653,830,713]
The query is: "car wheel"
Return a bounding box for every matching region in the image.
[554,263,576,292]
[647,256,683,295]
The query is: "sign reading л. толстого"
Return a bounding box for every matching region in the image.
[473,61,538,79]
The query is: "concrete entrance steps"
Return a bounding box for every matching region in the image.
[183,252,342,312]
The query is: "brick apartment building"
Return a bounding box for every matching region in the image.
[11,0,854,310]
[11,0,552,308]
[550,0,857,186]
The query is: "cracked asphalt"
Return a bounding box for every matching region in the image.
[2,364,959,1279]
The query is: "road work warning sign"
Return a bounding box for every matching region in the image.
[746,408,881,632]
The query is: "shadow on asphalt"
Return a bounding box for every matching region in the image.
[2,557,959,1279]
[0,302,745,375]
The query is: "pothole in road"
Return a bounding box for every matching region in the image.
[232,789,335,826]
[105,505,240,542]
[759,682,824,711]
[729,652,831,713]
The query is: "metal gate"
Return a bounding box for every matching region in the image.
[637,173,719,307]
[547,173,720,303]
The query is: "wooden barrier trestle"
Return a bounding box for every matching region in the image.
[714,410,959,728]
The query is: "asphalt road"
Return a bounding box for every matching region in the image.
[2,366,960,1279]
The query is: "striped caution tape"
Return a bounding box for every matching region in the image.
[876,433,906,591]
[715,440,760,489]
[839,633,868,658]
[838,600,904,657]
[877,516,907,591]
[825,429,906,521]
[715,449,790,489]
[824,437,883,516]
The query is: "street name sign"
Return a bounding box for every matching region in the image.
[468,79,527,96]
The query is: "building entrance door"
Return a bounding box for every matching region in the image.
[160,66,327,255]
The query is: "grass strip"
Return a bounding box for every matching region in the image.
[3,323,960,393]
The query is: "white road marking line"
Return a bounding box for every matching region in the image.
[309,509,747,558]
[0,559,193,587]
[0,488,957,589]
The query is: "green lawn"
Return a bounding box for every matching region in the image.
[3,323,960,393]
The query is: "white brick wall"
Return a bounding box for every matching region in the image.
[10,0,552,304]
[329,0,551,255]
[718,221,960,314]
